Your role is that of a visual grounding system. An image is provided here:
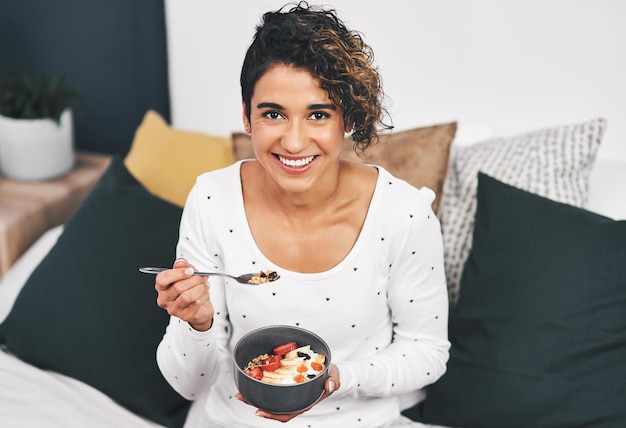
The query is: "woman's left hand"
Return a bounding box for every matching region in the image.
[235,364,340,423]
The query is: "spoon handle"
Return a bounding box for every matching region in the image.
[138,267,233,278]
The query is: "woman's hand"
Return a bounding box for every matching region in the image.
[154,258,214,331]
[235,364,341,423]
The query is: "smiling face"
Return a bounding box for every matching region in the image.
[242,64,347,195]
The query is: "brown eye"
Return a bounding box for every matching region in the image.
[310,112,329,120]
[264,111,282,119]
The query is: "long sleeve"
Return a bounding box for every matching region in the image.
[335,183,450,398]
[155,180,232,400]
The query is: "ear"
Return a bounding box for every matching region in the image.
[242,102,251,133]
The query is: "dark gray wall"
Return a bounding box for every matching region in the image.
[0,0,170,155]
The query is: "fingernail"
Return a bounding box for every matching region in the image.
[328,380,335,393]
[255,411,263,417]
[184,267,194,276]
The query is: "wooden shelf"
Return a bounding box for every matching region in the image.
[0,152,111,278]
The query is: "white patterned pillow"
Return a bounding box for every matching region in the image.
[440,117,606,307]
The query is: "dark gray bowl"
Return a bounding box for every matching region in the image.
[233,325,331,414]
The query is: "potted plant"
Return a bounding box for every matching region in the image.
[0,67,80,181]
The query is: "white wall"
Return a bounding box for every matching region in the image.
[165,0,626,162]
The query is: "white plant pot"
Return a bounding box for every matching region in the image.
[0,109,75,181]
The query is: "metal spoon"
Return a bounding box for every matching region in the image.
[138,266,280,285]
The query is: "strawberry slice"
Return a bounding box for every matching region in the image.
[273,341,298,356]
[246,366,263,380]
[261,354,282,371]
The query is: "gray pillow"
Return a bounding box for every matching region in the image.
[440,117,605,305]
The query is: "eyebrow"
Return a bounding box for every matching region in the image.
[256,102,337,111]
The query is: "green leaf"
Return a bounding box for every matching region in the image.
[0,66,80,122]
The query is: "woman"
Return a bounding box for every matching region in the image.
[155,3,450,427]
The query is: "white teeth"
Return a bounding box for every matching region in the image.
[278,155,315,167]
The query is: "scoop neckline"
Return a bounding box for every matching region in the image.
[233,160,384,280]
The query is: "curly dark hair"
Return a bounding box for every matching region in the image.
[240,1,392,153]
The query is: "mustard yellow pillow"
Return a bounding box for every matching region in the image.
[125,110,235,207]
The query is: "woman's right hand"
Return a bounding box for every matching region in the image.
[154,258,214,331]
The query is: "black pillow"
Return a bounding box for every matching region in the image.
[404,173,626,427]
[0,157,189,428]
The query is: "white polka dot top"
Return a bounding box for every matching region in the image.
[156,161,450,428]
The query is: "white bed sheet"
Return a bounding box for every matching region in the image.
[0,350,164,428]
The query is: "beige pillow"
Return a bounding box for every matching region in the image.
[125,110,235,207]
[232,131,257,161]
[232,122,457,213]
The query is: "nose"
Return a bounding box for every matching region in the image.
[281,121,307,154]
